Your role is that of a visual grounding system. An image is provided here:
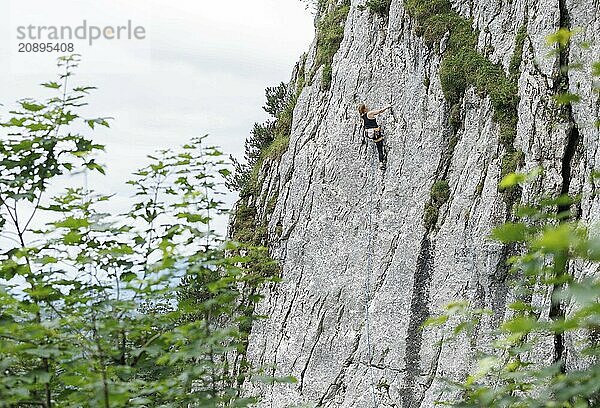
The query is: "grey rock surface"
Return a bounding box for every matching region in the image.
[242,0,600,406]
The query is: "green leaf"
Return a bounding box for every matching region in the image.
[539,194,578,208]
[532,224,575,253]
[26,122,52,132]
[63,231,83,245]
[509,301,535,312]
[473,356,500,380]
[41,81,61,89]
[54,217,90,229]
[546,28,573,47]
[62,375,85,386]
[553,93,581,105]
[453,321,472,335]
[274,376,297,384]
[5,117,27,127]
[0,259,30,280]
[85,160,106,175]
[40,256,58,265]
[87,117,111,129]
[73,86,97,93]
[515,205,539,217]
[492,223,527,243]
[423,314,449,328]
[177,213,209,224]
[502,316,538,334]
[20,101,46,112]
[26,285,61,301]
[500,172,526,189]
[120,272,137,282]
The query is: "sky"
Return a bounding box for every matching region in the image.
[0,0,315,237]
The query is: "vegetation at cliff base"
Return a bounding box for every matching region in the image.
[0,56,282,407]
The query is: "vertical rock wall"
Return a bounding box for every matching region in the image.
[242,0,600,406]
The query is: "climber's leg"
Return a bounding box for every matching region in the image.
[375,140,385,162]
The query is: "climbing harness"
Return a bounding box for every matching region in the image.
[365,127,385,143]
[363,144,379,408]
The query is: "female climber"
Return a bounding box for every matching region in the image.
[358,103,390,165]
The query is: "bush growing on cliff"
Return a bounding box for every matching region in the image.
[228,81,299,198]
[0,57,277,406]
[359,0,392,17]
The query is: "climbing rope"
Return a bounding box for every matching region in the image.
[364,142,378,408]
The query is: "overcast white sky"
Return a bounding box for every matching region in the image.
[0,0,315,236]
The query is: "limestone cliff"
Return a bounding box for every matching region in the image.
[236,0,600,406]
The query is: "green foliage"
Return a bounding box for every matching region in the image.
[500,149,525,186]
[440,31,519,146]
[228,60,308,251]
[0,55,105,209]
[547,27,576,48]
[265,135,291,160]
[264,82,289,117]
[0,58,280,407]
[431,180,451,204]
[592,61,600,77]
[404,0,524,180]
[359,0,392,17]
[425,46,600,406]
[448,103,462,129]
[230,188,281,252]
[423,180,450,229]
[232,202,261,244]
[229,73,303,198]
[509,25,528,79]
[554,92,582,105]
[405,0,529,210]
[426,173,600,406]
[311,0,350,90]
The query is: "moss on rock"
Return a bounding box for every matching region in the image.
[500,149,525,183]
[359,0,392,17]
[423,180,451,230]
[404,0,527,209]
[311,0,351,90]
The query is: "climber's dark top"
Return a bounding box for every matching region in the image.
[361,113,379,129]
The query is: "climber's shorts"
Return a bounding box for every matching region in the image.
[365,128,384,143]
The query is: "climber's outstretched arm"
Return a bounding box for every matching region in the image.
[367,105,391,119]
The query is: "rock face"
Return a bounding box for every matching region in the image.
[242,0,600,406]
